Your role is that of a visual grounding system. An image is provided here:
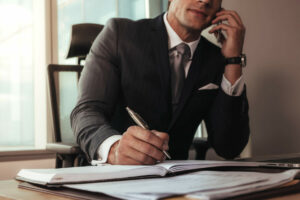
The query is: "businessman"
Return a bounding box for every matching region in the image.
[71,0,249,165]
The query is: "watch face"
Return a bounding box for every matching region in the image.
[241,54,247,67]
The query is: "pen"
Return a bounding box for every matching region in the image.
[126,107,171,160]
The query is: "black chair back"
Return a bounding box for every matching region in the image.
[66,23,104,64]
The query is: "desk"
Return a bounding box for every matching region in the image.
[1,180,300,200]
[0,180,69,200]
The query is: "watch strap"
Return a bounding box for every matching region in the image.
[225,54,246,67]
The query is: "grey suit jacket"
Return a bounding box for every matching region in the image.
[71,14,250,162]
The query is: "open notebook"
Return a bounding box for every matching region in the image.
[16,160,261,186]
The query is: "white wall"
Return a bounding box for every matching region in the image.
[221,0,300,156]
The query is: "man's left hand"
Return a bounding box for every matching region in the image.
[209,9,246,85]
[209,9,246,58]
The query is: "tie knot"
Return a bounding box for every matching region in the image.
[176,43,191,60]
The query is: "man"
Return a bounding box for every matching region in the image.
[71,0,249,165]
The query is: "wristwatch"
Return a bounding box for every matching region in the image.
[225,54,247,67]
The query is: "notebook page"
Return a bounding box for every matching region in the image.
[17,164,168,185]
[155,160,260,173]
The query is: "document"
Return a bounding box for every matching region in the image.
[16,160,260,186]
[64,170,300,200]
[187,170,300,200]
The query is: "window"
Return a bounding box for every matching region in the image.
[0,0,34,148]
[0,0,169,150]
[57,0,146,64]
[0,0,47,150]
[55,0,148,141]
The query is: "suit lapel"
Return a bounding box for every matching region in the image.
[150,14,172,121]
[168,38,211,130]
[149,15,217,131]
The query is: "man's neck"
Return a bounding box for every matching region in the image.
[167,14,202,43]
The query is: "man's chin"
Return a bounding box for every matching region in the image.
[185,24,208,33]
[184,20,211,32]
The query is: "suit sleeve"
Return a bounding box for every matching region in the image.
[204,86,250,159]
[70,19,121,162]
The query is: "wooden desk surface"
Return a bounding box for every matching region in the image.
[1,180,300,200]
[0,180,70,200]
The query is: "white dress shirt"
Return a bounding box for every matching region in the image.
[95,13,245,164]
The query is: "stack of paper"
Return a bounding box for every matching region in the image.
[16,160,300,200]
[64,170,300,200]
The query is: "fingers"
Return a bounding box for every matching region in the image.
[128,126,167,150]
[111,126,169,165]
[212,9,245,32]
[213,31,226,44]
[116,154,143,165]
[152,130,169,150]
[125,134,165,161]
[212,14,240,28]
[123,145,158,164]
[209,23,231,34]
[216,10,243,26]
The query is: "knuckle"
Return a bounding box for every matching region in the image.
[160,132,169,141]
[121,135,129,144]
[144,131,153,141]
[126,126,132,133]
[166,136,170,142]
[164,133,170,140]
[157,140,164,149]
[127,125,137,133]
[118,138,125,146]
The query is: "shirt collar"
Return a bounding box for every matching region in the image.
[163,12,201,59]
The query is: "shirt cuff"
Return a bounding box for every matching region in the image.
[96,135,122,164]
[221,75,245,96]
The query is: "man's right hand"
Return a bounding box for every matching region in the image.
[107,126,169,165]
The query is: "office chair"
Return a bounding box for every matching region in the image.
[66,23,104,65]
[47,64,84,168]
[47,23,103,168]
[191,121,211,160]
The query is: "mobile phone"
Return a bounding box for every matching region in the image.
[215,22,222,43]
[214,8,222,43]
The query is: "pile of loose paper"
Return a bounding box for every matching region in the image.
[17,160,300,200]
[64,169,300,200]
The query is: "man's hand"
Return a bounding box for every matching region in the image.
[107,126,169,165]
[209,9,245,58]
[209,9,246,85]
